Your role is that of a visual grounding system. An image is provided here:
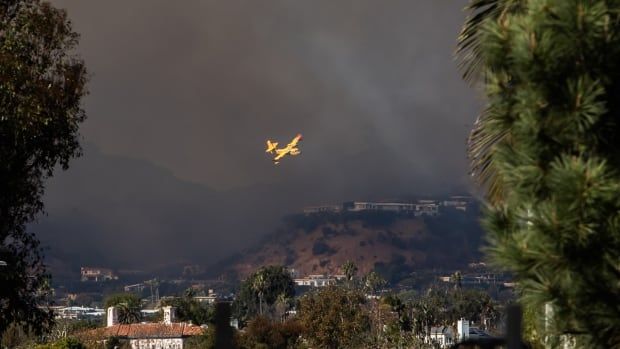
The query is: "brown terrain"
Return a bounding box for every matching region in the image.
[229,209,483,279]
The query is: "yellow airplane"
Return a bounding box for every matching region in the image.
[265,134,303,164]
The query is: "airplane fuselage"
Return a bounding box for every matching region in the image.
[266,134,302,164]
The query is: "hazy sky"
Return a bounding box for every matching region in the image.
[40,1,482,271]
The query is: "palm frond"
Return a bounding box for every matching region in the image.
[458,1,523,203]
[456,0,519,84]
[467,108,509,203]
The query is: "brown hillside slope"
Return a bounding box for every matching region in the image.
[230,210,483,279]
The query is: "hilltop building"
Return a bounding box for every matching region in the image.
[343,201,439,216]
[303,196,473,216]
[80,267,117,282]
[124,283,146,293]
[303,205,342,214]
[442,196,473,212]
[294,274,337,287]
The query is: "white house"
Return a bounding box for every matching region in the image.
[85,306,204,349]
[55,306,104,320]
[294,274,336,287]
[457,319,470,342]
[428,320,471,348]
[429,326,455,348]
[80,267,117,282]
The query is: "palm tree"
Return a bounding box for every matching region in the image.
[252,272,267,316]
[274,293,291,322]
[342,260,358,288]
[455,0,525,203]
[363,271,386,296]
[450,271,462,291]
[117,302,141,324]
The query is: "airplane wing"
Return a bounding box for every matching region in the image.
[273,149,289,161]
[287,134,303,148]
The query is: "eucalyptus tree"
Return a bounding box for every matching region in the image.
[1,0,87,335]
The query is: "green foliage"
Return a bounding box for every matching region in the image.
[0,323,37,349]
[297,286,370,349]
[408,287,500,338]
[103,336,131,349]
[232,266,295,323]
[237,316,303,349]
[1,0,87,335]
[341,260,358,289]
[184,327,217,349]
[363,271,387,295]
[35,337,86,349]
[382,294,412,332]
[463,0,620,346]
[104,294,141,324]
[160,290,214,325]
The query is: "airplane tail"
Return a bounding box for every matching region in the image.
[266,140,278,153]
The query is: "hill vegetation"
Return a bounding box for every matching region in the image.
[226,206,484,283]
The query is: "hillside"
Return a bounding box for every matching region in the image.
[225,207,485,283]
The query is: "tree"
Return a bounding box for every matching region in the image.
[35,337,86,349]
[237,316,303,349]
[456,0,525,203]
[104,336,130,349]
[461,0,620,346]
[297,286,370,349]
[273,293,292,323]
[450,271,463,291]
[160,289,214,325]
[0,0,87,335]
[363,271,386,296]
[232,266,295,324]
[104,294,142,324]
[253,272,267,316]
[341,260,358,289]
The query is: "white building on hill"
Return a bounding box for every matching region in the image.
[343,201,439,216]
[294,274,336,287]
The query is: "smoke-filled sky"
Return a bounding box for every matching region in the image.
[39,0,482,272]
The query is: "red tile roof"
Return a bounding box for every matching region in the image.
[81,323,205,339]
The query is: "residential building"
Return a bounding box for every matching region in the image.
[442,196,473,212]
[80,267,117,282]
[84,306,204,349]
[55,306,104,320]
[342,201,440,216]
[428,326,455,348]
[427,320,472,348]
[294,274,336,287]
[344,201,417,212]
[124,283,145,293]
[457,319,470,342]
[194,289,218,304]
[303,205,342,214]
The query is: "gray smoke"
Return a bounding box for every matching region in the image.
[38,0,482,272]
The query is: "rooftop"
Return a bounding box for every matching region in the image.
[82,323,204,340]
